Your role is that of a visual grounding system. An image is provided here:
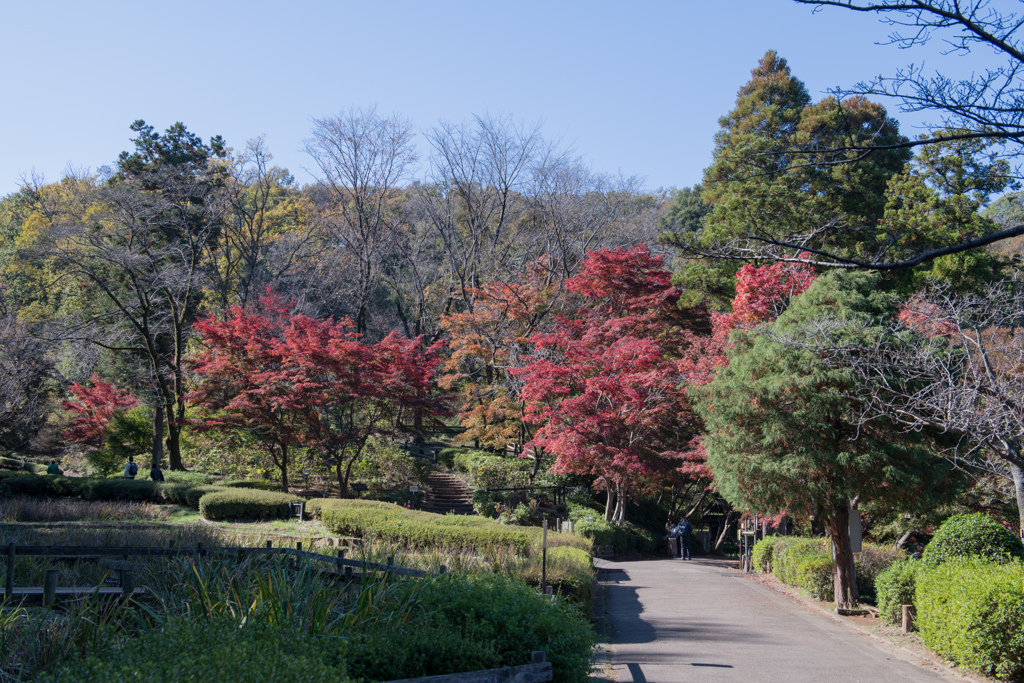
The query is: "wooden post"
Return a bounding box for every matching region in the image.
[902,605,914,634]
[545,585,553,600]
[5,543,14,597]
[439,565,447,575]
[196,542,204,558]
[121,570,135,596]
[344,566,353,584]
[43,569,57,608]
[541,519,548,593]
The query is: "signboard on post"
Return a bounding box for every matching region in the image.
[849,506,862,553]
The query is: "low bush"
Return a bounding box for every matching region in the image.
[0,455,48,474]
[78,478,159,502]
[566,504,656,555]
[854,544,906,604]
[220,479,281,491]
[393,573,596,683]
[318,499,540,555]
[916,558,1024,680]
[922,513,1024,566]
[160,470,214,486]
[2,474,81,497]
[797,556,835,601]
[772,538,830,587]
[751,535,785,573]
[875,558,922,626]
[199,489,305,521]
[37,617,351,683]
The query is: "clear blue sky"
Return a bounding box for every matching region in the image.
[0,1,988,197]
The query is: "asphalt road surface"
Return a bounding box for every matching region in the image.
[595,556,970,683]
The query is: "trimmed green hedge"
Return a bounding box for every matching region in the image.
[772,538,830,587]
[917,558,1024,680]
[3,474,81,497]
[199,489,305,521]
[221,479,281,491]
[318,499,537,554]
[1,473,230,512]
[0,455,48,474]
[751,536,785,573]
[566,504,657,555]
[922,513,1024,566]
[760,537,904,605]
[875,558,922,626]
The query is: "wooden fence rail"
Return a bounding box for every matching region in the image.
[3,541,441,602]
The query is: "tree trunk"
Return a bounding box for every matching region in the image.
[715,510,740,552]
[827,505,859,608]
[604,481,616,523]
[166,422,184,471]
[339,455,359,498]
[151,403,164,468]
[614,485,627,523]
[1011,462,1024,541]
[279,443,289,493]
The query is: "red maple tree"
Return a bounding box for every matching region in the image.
[62,376,138,447]
[515,246,708,523]
[189,294,443,493]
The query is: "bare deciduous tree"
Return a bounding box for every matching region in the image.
[305,107,417,334]
[790,284,1024,536]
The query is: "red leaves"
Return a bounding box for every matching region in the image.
[516,245,705,493]
[722,261,816,330]
[62,376,138,447]
[188,294,442,476]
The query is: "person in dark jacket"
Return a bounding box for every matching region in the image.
[676,517,693,560]
[150,465,165,482]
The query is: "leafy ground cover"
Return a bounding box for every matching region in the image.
[2,547,595,682]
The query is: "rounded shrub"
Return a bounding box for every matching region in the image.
[875,558,922,625]
[922,513,1024,566]
[199,489,305,521]
[916,558,1024,680]
[78,478,158,502]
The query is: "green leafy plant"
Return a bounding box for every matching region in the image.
[875,558,922,626]
[922,513,1024,566]
[916,558,1024,680]
[198,489,305,521]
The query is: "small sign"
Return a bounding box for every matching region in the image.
[409,485,419,493]
[849,507,863,553]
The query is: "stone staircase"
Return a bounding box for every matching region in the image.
[421,471,475,515]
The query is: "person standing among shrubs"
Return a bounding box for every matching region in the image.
[150,464,164,481]
[676,517,693,560]
[46,460,62,475]
[123,456,138,480]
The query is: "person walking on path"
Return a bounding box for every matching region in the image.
[123,456,138,480]
[675,517,693,560]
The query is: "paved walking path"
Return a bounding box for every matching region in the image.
[595,557,972,683]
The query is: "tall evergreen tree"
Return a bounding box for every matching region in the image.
[672,51,910,302]
[693,271,951,607]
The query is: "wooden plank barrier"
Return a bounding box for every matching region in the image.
[387,651,552,683]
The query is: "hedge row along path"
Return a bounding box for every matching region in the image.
[594,557,975,683]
